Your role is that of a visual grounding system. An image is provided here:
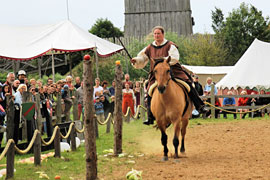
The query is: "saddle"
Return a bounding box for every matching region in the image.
[148,79,191,97]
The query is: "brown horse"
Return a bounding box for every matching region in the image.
[151,57,193,161]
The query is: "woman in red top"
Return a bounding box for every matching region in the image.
[122,83,135,116]
[238,90,249,119]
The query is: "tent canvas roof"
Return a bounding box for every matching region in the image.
[183,65,233,75]
[216,39,270,90]
[0,20,123,60]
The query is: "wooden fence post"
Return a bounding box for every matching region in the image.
[6,141,15,179]
[6,96,14,141]
[70,124,76,151]
[210,84,215,119]
[54,128,61,158]
[72,91,79,121]
[34,131,41,166]
[114,62,123,155]
[83,55,97,179]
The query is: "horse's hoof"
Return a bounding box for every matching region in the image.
[161,156,168,162]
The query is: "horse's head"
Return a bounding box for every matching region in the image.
[152,57,171,94]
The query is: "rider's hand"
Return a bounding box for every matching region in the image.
[130,58,136,65]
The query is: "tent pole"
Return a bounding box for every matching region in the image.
[94,47,99,78]
[51,52,55,83]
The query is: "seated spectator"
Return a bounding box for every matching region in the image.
[192,75,203,96]
[204,77,218,95]
[223,91,237,119]
[257,89,270,117]
[246,92,261,118]
[238,90,249,119]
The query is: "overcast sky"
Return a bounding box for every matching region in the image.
[0,0,269,34]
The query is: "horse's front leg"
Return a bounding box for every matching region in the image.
[173,122,181,158]
[161,130,168,161]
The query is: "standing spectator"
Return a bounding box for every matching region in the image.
[0,104,6,148]
[74,77,81,89]
[204,77,218,95]
[17,70,26,84]
[12,80,20,96]
[4,72,15,95]
[134,81,141,109]
[30,79,36,87]
[93,78,103,99]
[0,84,10,110]
[14,84,27,144]
[47,78,53,86]
[94,96,104,123]
[122,74,133,89]
[122,83,135,116]
[223,91,237,119]
[77,82,84,120]
[61,84,73,122]
[238,90,249,119]
[66,75,74,90]
[101,80,111,101]
[37,80,43,88]
[193,75,203,96]
[109,80,116,96]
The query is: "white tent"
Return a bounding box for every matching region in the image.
[216,39,270,90]
[0,20,123,60]
[182,65,233,87]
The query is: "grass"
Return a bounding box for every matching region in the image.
[0,114,268,179]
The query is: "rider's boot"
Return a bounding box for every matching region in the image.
[188,84,207,113]
[143,95,155,125]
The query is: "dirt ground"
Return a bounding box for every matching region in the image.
[103,119,270,180]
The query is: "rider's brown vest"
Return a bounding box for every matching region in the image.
[144,41,190,90]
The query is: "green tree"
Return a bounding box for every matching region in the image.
[181,34,227,66]
[212,3,270,65]
[89,18,124,41]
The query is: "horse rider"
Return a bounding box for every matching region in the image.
[131,26,207,125]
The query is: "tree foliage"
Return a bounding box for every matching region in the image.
[181,34,227,66]
[212,3,270,65]
[89,18,124,40]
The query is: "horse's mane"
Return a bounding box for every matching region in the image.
[153,58,166,69]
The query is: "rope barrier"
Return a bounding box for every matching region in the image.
[14,130,39,155]
[96,113,113,125]
[0,139,14,161]
[41,126,59,146]
[59,123,74,139]
[74,125,85,133]
[204,102,270,114]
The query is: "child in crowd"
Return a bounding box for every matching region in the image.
[94,96,104,123]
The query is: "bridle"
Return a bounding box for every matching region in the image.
[153,58,172,88]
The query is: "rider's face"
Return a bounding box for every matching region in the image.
[153,29,164,44]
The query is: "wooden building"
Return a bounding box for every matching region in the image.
[124,0,194,37]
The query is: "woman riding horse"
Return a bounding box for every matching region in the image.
[151,56,193,160]
[131,26,206,125]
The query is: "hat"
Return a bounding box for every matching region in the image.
[63,84,69,89]
[95,96,100,100]
[18,70,26,76]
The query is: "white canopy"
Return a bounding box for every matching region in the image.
[183,65,233,75]
[0,20,123,60]
[216,39,270,90]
